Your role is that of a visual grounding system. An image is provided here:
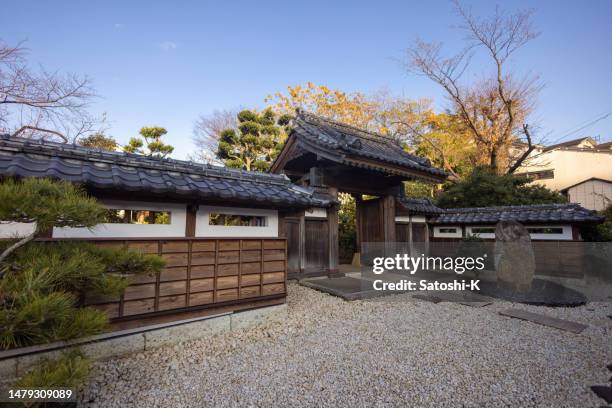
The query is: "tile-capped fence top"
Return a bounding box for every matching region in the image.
[397,197,445,215]
[291,111,447,180]
[0,135,332,208]
[428,203,603,225]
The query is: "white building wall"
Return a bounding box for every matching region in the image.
[195,205,278,238]
[567,179,612,211]
[518,149,612,191]
[53,200,187,238]
[0,222,36,238]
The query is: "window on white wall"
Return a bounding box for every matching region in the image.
[53,201,186,238]
[196,206,278,238]
[209,213,267,227]
[526,227,563,234]
[465,225,572,240]
[470,227,495,234]
[433,226,462,238]
[105,209,172,225]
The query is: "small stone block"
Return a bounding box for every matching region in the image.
[413,294,442,304]
[499,308,588,334]
[591,385,612,404]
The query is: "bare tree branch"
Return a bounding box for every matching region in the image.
[507,123,535,174]
[0,39,99,143]
[191,108,239,163]
[404,2,541,174]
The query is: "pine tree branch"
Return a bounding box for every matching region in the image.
[0,232,36,272]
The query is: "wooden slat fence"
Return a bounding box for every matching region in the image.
[81,238,287,321]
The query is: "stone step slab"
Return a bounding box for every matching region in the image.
[499,308,588,334]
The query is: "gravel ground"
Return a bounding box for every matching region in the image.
[82,283,612,407]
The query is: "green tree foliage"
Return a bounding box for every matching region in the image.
[78,133,118,151]
[404,181,435,199]
[0,241,163,349]
[124,126,174,158]
[338,194,356,263]
[436,167,567,208]
[217,109,290,171]
[0,178,104,263]
[580,203,612,241]
[0,178,165,350]
[15,350,90,390]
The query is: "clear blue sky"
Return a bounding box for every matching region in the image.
[2,0,611,159]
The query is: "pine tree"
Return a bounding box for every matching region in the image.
[0,178,165,350]
[124,126,174,158]
[78,133,118,151]
[217,109,291,171]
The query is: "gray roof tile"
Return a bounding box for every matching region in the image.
[429,204,602,224]
[293,111,447,179]
[0,135,332,208]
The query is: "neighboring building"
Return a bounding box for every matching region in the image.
[560,177,612,211]
[515,137,612,210]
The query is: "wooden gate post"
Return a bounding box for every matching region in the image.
[381,194,396,243]
[328,187,340,276]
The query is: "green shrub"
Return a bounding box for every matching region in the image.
[11,350,91,407]
[0,241,164,350]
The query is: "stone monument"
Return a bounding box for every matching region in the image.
[494,220,535,292]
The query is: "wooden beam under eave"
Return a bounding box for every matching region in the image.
[269,134,298,174]
[343,157,446,184]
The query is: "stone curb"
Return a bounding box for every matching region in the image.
[0,303,287,381]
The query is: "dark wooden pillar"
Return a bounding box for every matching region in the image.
[408,214,414,256]
[424,222,430,255]
[352,194,362,254]
[328,187,339,275]
[185,204,198,237]
[381,194,396,242]
[299,212,306,273]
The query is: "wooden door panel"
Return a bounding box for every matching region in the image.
[305,219,328,272]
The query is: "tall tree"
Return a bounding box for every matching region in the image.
[266,82,378,131]
[404,1,541,174]
[78,133,117,151]
[123,126,174,158]
[436,167,567,208]
[0,40,104,143]
[192,108,239,163]
[217,109,289,171]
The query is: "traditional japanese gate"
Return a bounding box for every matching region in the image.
[271,111,447,278]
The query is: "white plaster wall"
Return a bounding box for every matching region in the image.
[0,222,36,238]
[518,149,612,191]
[465,225,573,240]
[53,200,187,238]
[526,225,573,241]
[395,215,426,223]
[433,225,462,238]
[195,205,278,238]
[305,208,327,218]
[567,179,612,211]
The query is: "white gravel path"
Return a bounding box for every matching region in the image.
[82,283,612,407]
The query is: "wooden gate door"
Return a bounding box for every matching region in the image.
[358,198,383,243]
[305,219,329,273]
[283,218,300,278]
